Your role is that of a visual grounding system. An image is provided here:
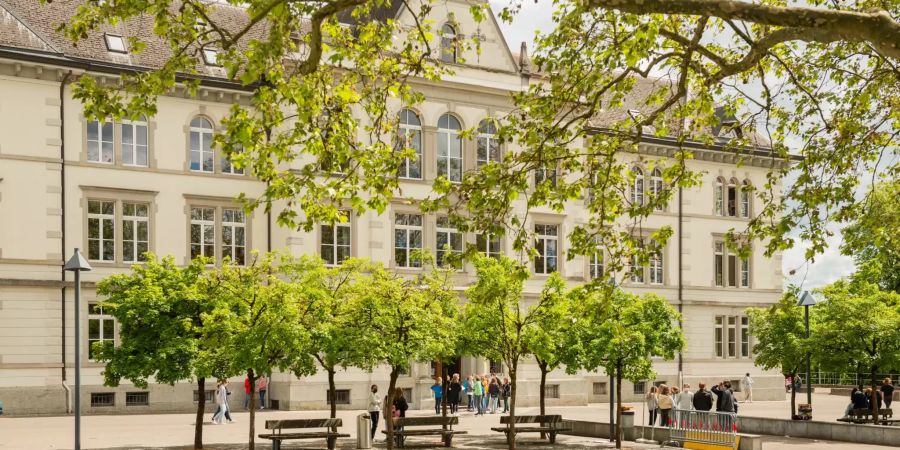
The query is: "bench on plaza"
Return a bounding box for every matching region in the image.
[837,408,893,425]
[258,418,349,450]
[490,415,570,444]
[383,416,467,447]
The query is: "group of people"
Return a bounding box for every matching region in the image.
[842,377,895,417]
[207,375,269,425]
[645,378,747,426]
[440,374,512,416]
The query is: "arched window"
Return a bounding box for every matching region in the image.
[441,23,457,63]
[740,180,751,218]
[650,168,664,211]
[727,178,739,216]
[121,116,148,166]
[437,113,463,182]
[715,177,725,215]
[631,167,644,206]
[189,117,214,173]
[477,119,501,167]
[397,109,422,179]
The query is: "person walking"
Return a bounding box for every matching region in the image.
[463,375,473,412]
[256,375,268,409]
[677,384,694,411]
[448,374,462,415]
[741,373,754,403]
[658,385,674,426]
[211,379,228,424]
[646,386,659,425]
[243,376,252,409]
[473,375,485,416]
[431,377,443,415]
[692,383,713,411]
[881,378,894,409]
[488,377,501,414]
[501,377,511,413]
[368,385,381,441]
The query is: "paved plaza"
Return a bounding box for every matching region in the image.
[1,393,897,449]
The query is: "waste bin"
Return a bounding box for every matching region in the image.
[356,412,372,449]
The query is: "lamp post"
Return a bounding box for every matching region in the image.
[64,248,92,450]
[798,290,816,407]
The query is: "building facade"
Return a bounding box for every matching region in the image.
[0,0,786,415]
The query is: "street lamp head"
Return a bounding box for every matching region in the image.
[797,290,816,307]
[64,248,93,272]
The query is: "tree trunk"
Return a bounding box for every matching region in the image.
[386,368,399,450]
[441,364,449,428]
[328,368,337,419]
[538,361,547,440]
[194,377,205,450]
[871,365,879,425]
[790,374,797,418]
[615,365,622,449]
[248,370,257,450]
[508,366,518,450]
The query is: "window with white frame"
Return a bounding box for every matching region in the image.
[715,315,751,359]
[88,200,116,262]
[589,251,604,280]
[189,207,215,260]
[394,213,423,268]
[397,109,422,179]
[714,241,750,288]
[435,216,463,268]
[222,209,246,265]
[104,34,127,53]
[534,162,558,187]
[727,178,738,216]
[476,119,501,167]
[715,177,725,215]
[741,317,751,357]
[649,248,663,284]
[440,23,457,63]
[649,168,664,211]
[534,224,559,274]
[740,180,751,218]
[189,117,215,173]
[88,303,115,361]
[321,211,351,266]
[221,145,245,175]
[727,316,737,357]
[122,202,149,263]
[714,316,725,357]
[120,117,148,166]
[630,252,644,283]
[437,114,463,182]
[630,167,644,206]
[476,233,502,259]
[87,120,114,164]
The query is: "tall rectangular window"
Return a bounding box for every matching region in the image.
[714,316,724,358]
[88,303,115,361]
[394,213,423,268]
[397,109,422,179]
[189,117,214,172]
[321,212,351,266]
[534,224,558,274]
[190,207,215,260]
[727,316,737,357]
[534,164,558,187]
[222,209,246,265]
[121,119,148,166]
[649,249,663,284]
[589,252,604,280]
[715,241,749,288]
[740,317,750,357]
[476,121,501,167]
[477,233,501,259]
[87,121,114,163]
[437,114,463,182]
[122,202,149,263]
[740,258,750,288]
[88,200,115,261]
[435,216,462,268]
[222,146,245,175]
[630,239,645,283]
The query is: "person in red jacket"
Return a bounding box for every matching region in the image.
[243,377,252,409]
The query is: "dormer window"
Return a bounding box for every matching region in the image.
[104,34,127,53]
[202,48,220,66]
[441,23,458,63]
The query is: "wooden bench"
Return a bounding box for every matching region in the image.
[837,408,893,424]
[490,415,571,444]
[382,416,467,447]
[258,418,349,450]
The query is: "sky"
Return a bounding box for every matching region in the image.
[488,2,859,290]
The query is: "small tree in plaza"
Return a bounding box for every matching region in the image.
[345,262,458,450]
[462,255,561,450]
[746,288,808,417]
[202,252,318,450]
[522,273,571,429]
[564,286,684,449]
[284,256,377,418]
[94,255,216,450]
[812,276,900,425]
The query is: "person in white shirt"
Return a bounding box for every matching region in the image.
[741,373,754,403]
[677,384,694,411]
[211,379,229,424]
[368,385,381,440]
